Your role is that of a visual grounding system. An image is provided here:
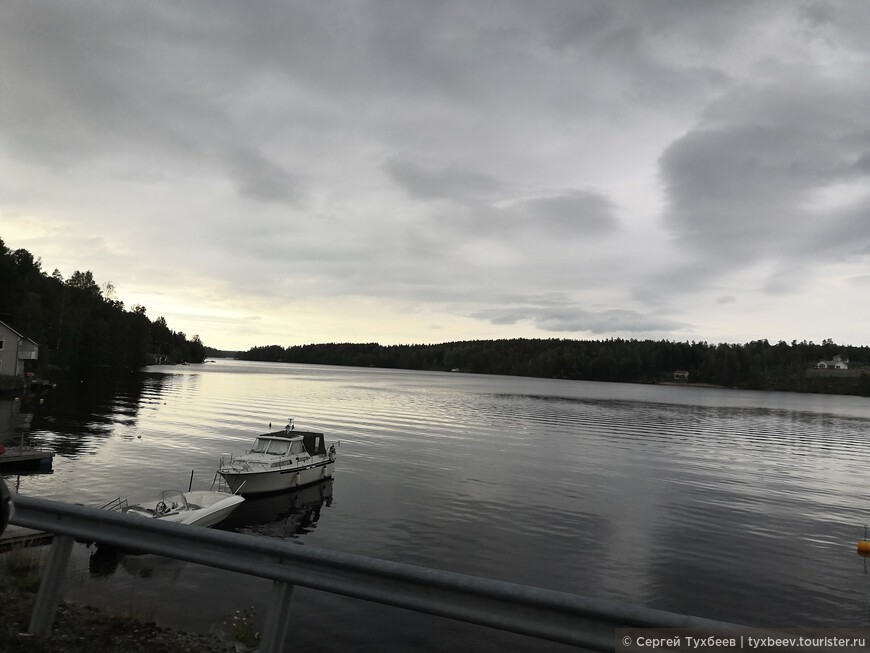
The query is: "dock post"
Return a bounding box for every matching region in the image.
[259,580,295,653]
[28,533,74,637]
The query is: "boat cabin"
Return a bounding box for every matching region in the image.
[251,431,327,457]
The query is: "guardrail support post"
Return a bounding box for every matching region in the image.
[259,580,295,653]
[29,533,74,637]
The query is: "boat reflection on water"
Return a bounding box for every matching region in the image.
[218,478,334,538]
[88,480,334,578]
[88,547,189,580]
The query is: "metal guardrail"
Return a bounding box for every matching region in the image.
[9,494,737,652]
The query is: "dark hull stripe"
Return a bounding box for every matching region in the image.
[279,460,331,475]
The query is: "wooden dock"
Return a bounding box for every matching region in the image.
[0,524,53,551]
[0,447,54,471]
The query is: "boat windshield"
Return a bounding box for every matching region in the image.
[250,438,269,453]
[249,437,300,455]
[266,440,291,455]
[161,490,188,512]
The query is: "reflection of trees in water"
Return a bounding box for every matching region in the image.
[8,371,171,458]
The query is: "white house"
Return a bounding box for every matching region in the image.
[0,320,39,377]
[816,354,849,370]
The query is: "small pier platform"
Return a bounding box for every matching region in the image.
[0,447,54,471]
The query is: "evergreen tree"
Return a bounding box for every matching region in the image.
[0,238,206,374]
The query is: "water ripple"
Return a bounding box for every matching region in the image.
[9,362,870,637]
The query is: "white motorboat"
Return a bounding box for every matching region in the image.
[217,420,338,495]
[103,489,245,528]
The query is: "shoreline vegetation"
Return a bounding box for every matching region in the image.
[1,238,204,377]
[237,339,870,398]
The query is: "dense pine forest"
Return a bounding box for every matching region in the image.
[240,338,870,397]
[0,237,204,375]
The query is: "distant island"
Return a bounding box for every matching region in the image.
[238,339,870,398]
[203,347,239,359]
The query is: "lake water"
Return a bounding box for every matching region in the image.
[4,360,870,651]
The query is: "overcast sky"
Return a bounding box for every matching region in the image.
[2,1,869,350]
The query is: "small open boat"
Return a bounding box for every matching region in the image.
[103,489,244,528]
[217,420,338,496]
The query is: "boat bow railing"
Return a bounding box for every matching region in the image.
[222,459,268,473]
[97,497,128,512]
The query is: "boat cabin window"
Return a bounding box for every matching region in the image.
[290,440,305,454]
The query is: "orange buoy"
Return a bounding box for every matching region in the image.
[858,540,870,553]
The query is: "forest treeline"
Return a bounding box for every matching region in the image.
[6,236,868,396]
[239,338,870,397]
[0,237,204,374]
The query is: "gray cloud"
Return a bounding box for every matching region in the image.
[3,1,870,347]
[227,147,301,205]
[384,158,506,203]
[470,293,686,334]
[504,191,619,237]
[383,155,620,244]
[652,74,870,301]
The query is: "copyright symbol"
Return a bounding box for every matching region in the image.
[622,635,632,647]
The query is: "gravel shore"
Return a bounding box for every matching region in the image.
[0,576,254,653]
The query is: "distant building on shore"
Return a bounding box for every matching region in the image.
[816,354,849,370]
[0,320,39,377]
